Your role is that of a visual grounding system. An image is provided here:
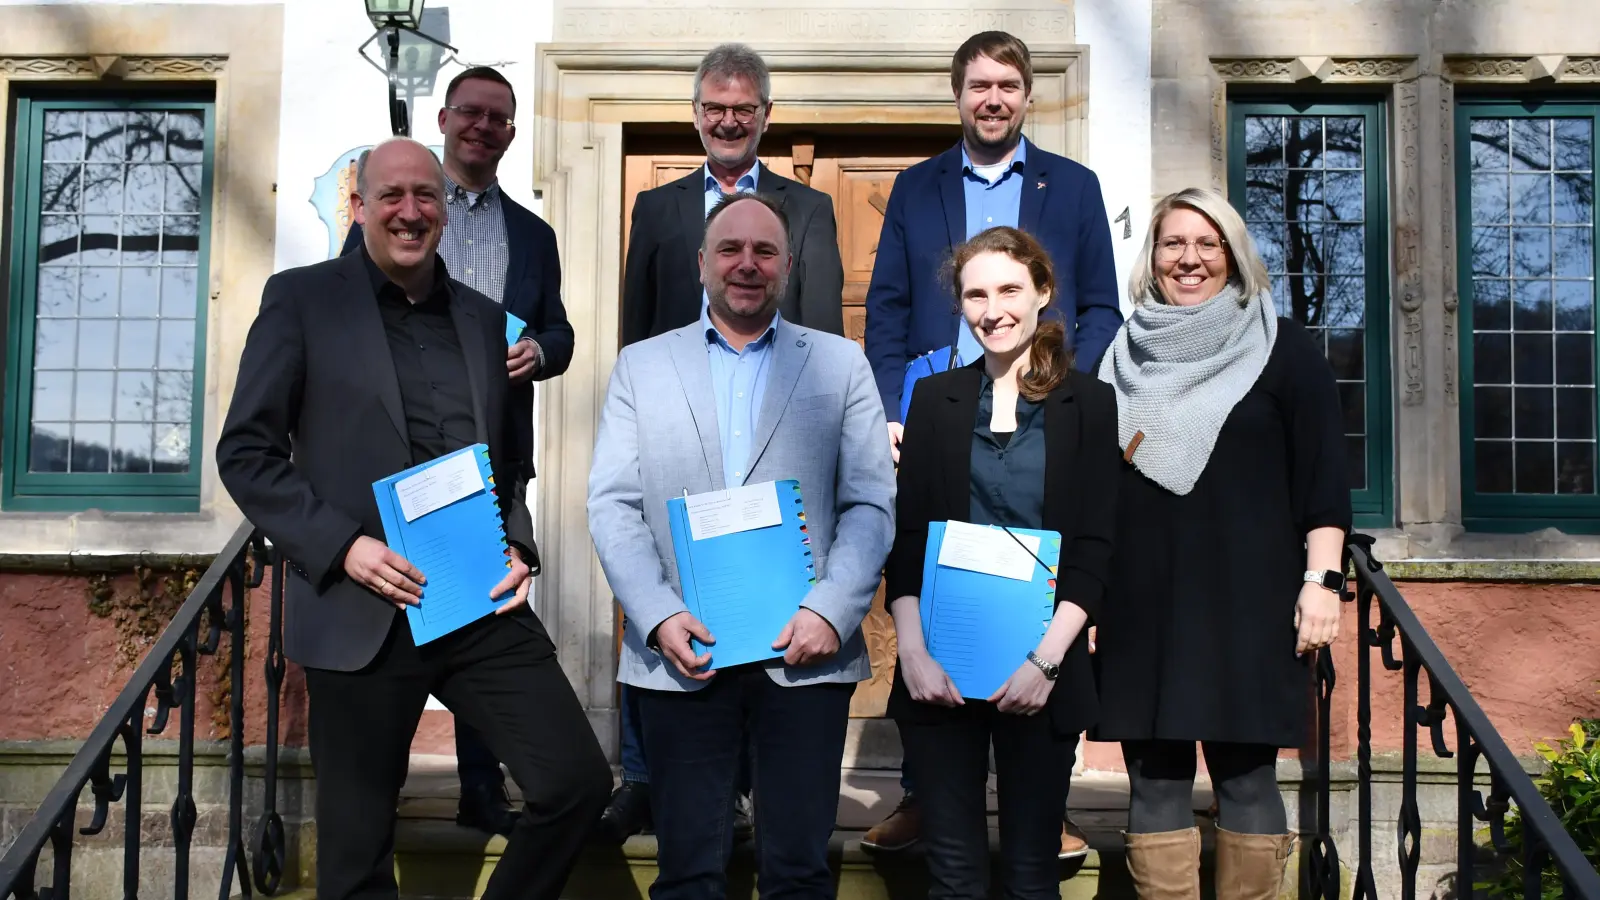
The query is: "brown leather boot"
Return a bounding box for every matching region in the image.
[1214,827,1296,900]
[1124,827,1201,900]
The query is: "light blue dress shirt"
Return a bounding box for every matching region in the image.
[701,160,762,312]
[956,139,1028,363]
[704,159,761,216]
[702,305,777,488]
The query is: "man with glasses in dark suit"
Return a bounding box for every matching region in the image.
[342,65,575,837]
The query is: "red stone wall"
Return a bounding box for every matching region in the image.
[6,572,1597,770]
[0,569,309,748]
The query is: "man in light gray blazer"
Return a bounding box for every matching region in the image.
[589,191,895,899]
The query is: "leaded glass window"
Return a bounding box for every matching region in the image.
[1228,102,1392,524]
[4,97,212,511]
[1458,102,1600,526]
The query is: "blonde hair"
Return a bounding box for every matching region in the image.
[1127,187,1271,306]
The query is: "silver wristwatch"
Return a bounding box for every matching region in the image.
[1304,569,1347,595]
[1025,650,1059,681]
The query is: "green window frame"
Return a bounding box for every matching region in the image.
[1456,99,1600,532]
[1227,99,1395,528]
[3,95,215,512]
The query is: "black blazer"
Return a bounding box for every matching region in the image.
[343,188,572,474]
[217,251,536,672]
[883,363,1120,736]
[621,165,845,346]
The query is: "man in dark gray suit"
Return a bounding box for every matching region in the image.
[621,43,845,346]
[217,137,608,900]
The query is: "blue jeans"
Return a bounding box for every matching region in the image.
[619,682,650,784]
[638,671,852,900]
[619,624,753,792]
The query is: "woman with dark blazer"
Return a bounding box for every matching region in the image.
[1095,187,1352,900]
[884,226,1121,899]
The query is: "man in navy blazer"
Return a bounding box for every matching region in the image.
[864,31,1121,464]
[340,67,573,838]
[860,30,1120,859]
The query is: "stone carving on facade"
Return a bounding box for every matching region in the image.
[0,56,226,79]
[1330,59,1412,79]
[1211,59,1295,80]
[1447,55,1600,85]
[1396,82,1425,407]
[1209,82,1226,193]
[1440,82,1459,407]
[1445,58,1528,80]
[1211,57,1415,83]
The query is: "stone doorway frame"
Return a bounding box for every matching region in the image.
[528,43,1088,757]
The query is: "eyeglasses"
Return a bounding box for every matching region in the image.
[699,102,762,124]
[1155,236,1228,262]
[444,105,515,131]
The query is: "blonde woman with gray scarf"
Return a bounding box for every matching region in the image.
[1094,188,1351,900]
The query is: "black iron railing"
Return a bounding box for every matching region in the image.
[1305,534,1600,900]
[0,521,290,900]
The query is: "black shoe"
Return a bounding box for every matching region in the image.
[732,792,754,843]
[598,781,652,844]
[456,782,518,837]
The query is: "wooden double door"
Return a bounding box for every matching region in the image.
[620,126,958,716]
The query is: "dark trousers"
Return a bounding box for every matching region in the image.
[304,611,611,900]
[902,703,1078,900]
[637,669,853,900]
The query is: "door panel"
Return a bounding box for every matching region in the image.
[619,128,958,718]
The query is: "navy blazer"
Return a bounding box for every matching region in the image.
[342,187,572,474]
[863,139,1122,422]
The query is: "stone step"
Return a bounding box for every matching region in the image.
[383,759,1227,900]
[389,818,1193,900]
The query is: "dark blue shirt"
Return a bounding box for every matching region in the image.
[969,371,1046,529]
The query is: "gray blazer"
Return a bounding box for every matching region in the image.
[588,318,896,692]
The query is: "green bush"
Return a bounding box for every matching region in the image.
[1482,717,1600,900]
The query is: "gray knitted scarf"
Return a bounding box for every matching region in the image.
[1096,282,1278,496]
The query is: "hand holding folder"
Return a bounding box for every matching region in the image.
[919,521,1062,700]
[371,444,519,644]
[666,479,817,672]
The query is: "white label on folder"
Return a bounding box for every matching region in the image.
[685,481,782,541]
[395,450,485,522]
[937,520,1040,582]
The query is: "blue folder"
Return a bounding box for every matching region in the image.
[372,443,514,644]
[666,479,817,670]
[919,522,1061,699]
[901,345,964,423]
[505,311,527,346]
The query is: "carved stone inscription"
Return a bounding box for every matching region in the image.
[558,6,1072,42]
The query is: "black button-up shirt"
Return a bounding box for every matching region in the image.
[363,249,478,466]
[969,372,1046,529]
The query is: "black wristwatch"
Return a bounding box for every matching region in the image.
[1304,569,1347,595]
[1025,650,1059,681]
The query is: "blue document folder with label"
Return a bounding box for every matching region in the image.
[372,443,513,644]
[504,311,527,346]
[920,521,1062,699]
[666,479,816,670]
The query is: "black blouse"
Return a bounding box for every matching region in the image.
[969,374,1046,530]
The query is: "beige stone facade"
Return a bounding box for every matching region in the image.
[0,3,283,560]
[1153,0,1600,560]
